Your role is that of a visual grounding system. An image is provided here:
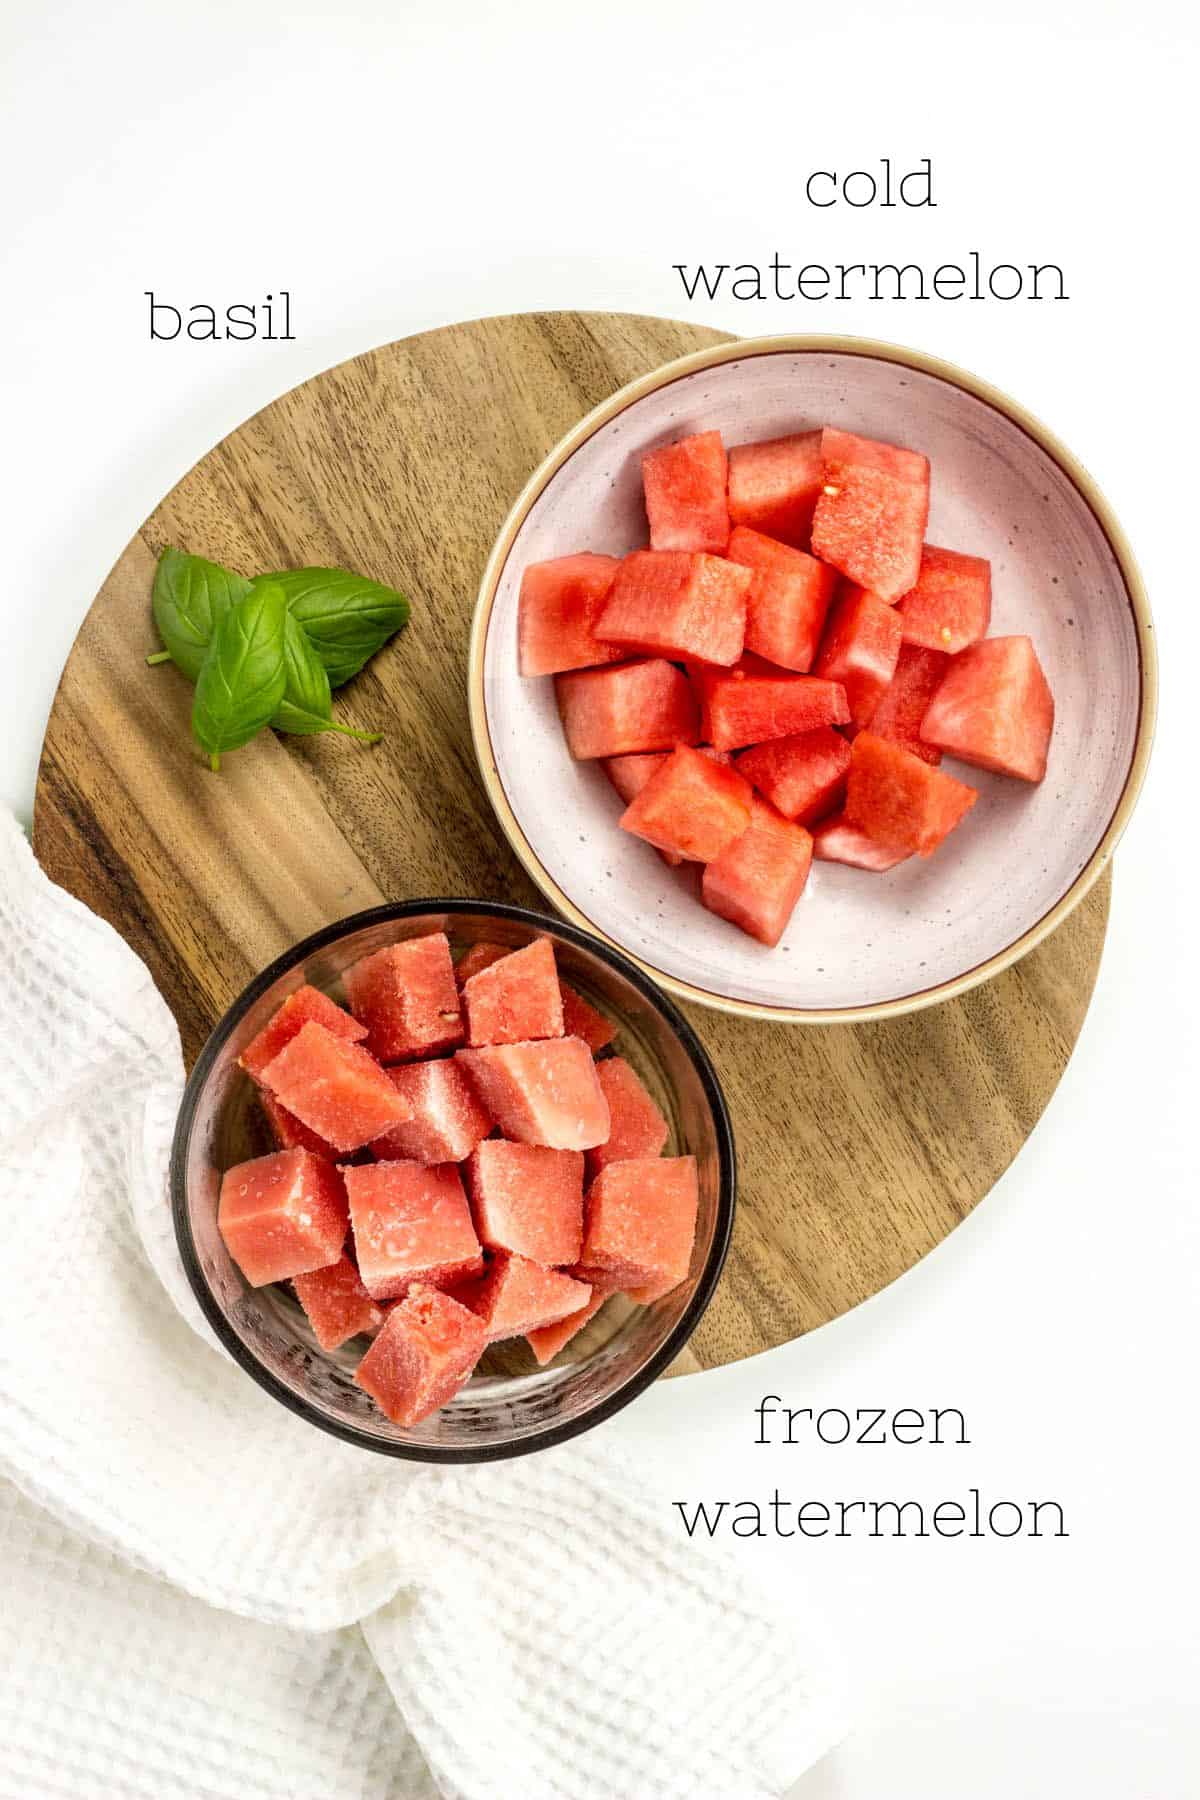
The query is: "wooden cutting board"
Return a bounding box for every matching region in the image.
[32,311,1109,1373]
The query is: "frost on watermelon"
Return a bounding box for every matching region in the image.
[597,550,750,667]
[810,427,930,602]
[218,1147,349,1288]
[518,553,624,677]
[294,1254,386,1351]
[845,732,977,857]
[812,583,904,727]
[462,936,564,1048]
[587,1057,669,1178]
[726,430,824,547]
[467,1253,593,1344]
[526,1290,608,1366]
[725,525,837,672]
[467,1139,584,1266]
[260,1022,412,1152]
[896,544,992,655]
[692,654,850,751]
[456,1037,611,1150]
[735,726,851,824]
[641,429,730,555]
[556,658,698,759]
[701,798,814,946]
[354,1284,487,1426]
[811,811,911,871]
[581,1155,699,1301]
[920,635,1054,782]
[239,983,367,1083]
[619,743,754,863]
[344,1160,483,1302]
[344,934,464,1062]
[260,1090,340,1161]
[864,643,948,765]
[371,1058,493,1166]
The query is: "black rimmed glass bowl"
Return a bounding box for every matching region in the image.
[170,900,735,1462]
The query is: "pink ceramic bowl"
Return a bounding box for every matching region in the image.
[470,335,1156,1023]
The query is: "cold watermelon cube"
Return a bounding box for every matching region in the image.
[581,1155,699,1299]
[556,658,699,760]
[456,1037,610,1150]
[260,1090,340,1160]
[813,584,904,726]
[343,1160,483,1302]
[526,1290,608,1366]
[920,635,1054,782]
[462,936,564,1047]
[727,430,824,547]
[896,544,992,654]
[454,942,509,985]
[735,726,851,824]
[239,983,367,1082]
[558,982,618,1054]
[810,427,930,602]
[864,643,948,765]
[701,799,814,946]
[344,933,464,1062]
[692,655,851,751]
[725,526,838,672]
[811,811,912,871]
[260,1022,413,1152]
[467,1139,584,1266]
[293,1254,386,1351]
[845,732,977,857]
[586,1057,669,1178]
[466,1252,592,1344]
[619,744,754,863]
[218,1147,349,1288]
[597,550,750,667]
[518,553,624,677]
[354,1284,487,1425]
[370,1058,493,1165]
[641,429,730,555]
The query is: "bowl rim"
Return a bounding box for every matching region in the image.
[468,330,1158,1025]
[170,896,737,1463]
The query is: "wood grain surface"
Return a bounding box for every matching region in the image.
[32,311,1110,1372]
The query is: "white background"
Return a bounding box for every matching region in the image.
[3,2,1198,1795]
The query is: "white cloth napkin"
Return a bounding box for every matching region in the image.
[0,810,847,1800]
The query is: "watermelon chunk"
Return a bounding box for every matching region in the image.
[897,544,992,654]
[735,726,851,824]
[517,553,624,677]
[462,937,564,1047]
[526,1290,609,1366]
[701,798,814,946]
[456,1037,611,1150]
[293,1254,386,1350]
[692,655,851,751]
[239,983,366,1083]
[810,427,930,601]
[619,744,754,863]
[260,1022,412,1152]
[558,983,617,1054]
[812,584,904,727]
[587,1057,669,1178]
[597,550,750,667]
[920,635,1054,782]
[725,525,837,671]
[344,1160,483,1302]
[864,643,948,765]
[641,429,730,554]
[344,934,464,1062]
[556,658,698,759]
[260,1090,340,1161]
[811,811,911,871]
[370,1058,493,1165]
[467,1139,584,1266]
[845,732,977,857]
[354,1284,487,1425]
[467,1253,593,1344]
[727,430,824,547]
[218,1148,348,1288]
[581,1155,699,1300]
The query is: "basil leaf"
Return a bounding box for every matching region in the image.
[270,613,383,741]
[151,548,252,680]
[191,582,287,771]
[272,701,384,742]
[255,568,410,688]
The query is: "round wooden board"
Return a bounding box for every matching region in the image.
[33,311,1110,1375]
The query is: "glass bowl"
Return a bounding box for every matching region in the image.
[170,899,735,1462]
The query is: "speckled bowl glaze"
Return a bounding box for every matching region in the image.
[470,336,1155,1022]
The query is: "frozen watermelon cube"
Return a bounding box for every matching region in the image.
[462,936,564,1047]
[454,942,509,985]
[813,584,904,726]
[725,526,837,672]
[466,1252,592,1344]
[467,1139,584,1265]
[526,1290,609,1366]
[587,1057,669,1178]
[897,544,992,654]
[259,1090,340,1160]
[582,1155,699,1299]
[811,811,912,871]
[727,430,824,547]
[218,1147,348,1288]
[239,983,367,1082]
[517,553,624,677]
[642,429,730,554]
[558,982,618,1054]
[864,643,948,765]
[293,1254,386,1350]
[735,726,851,824]
[556,658,699,760]
[692,654,851,751]
[597,550,750,667]
[370,1058,493,1165]
[354,1283,487,1425]
[619,744,754,863]
[845,732,977,857]
[920,635,1054,782]
[344,1160,484,1302]
[811,427,930,602]
[456,1037,610,1150]
[702,798,814,946]
[344,933,464,1062]
[260,1022,413,1152]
